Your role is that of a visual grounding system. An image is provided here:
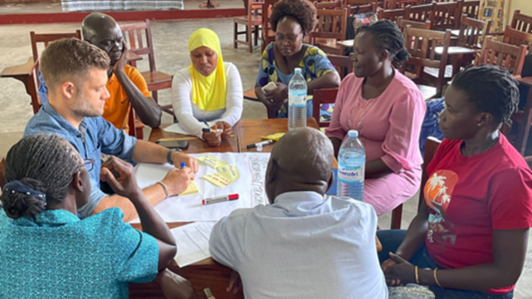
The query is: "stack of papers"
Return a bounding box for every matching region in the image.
[171,222,216,267]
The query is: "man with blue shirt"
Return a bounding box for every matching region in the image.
[209,127,388,299]
[24,38,198,221]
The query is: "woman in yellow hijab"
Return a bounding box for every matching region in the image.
[172,28,243,147]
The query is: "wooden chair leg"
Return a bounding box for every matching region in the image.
[247,24,253,53]
[391,204,403,229]
[254,25,259,46]
[234,22,238,49]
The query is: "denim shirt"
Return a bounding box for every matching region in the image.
[23,102,137,218]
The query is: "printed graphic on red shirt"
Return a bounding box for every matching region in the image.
[424,170,458,246]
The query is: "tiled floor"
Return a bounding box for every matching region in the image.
[0,17,531,298]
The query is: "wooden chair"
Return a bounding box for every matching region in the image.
[502,26,532,48]
[476,37,528,77]
[391,136,441,229]
[347,2,378,14]
[382,0,419,10]
[401,26,452,98]
[431,1,461,31]
[396,16,431,31]
[310,7,349,55]
[377,7,407,22]
[328,54,353,79]
[460,0,480,19]
[30,30,82,62]
[344,0,375,5]
[234,0,263,53]
[490,10,532,37]
[314,0,344,9]
[260,0,279,53]
[312,88,338,127]
[406,3,434,24]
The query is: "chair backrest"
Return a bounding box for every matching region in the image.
[509,10,532,35]
[502,25,532,48]
[378,6,407,22]
[406,3,434,24]
[431,1,461,30]
[347,2,377,14]
[477,37,528,76]
[314,0,343,9]
[397,16,431,31]
[328,54,353,79]
[246,0,265,20]
[261,0,280,52]
[456,14,490,49]
[310,8,349,43]
[461,0,480,19]
[401,26,452,94]
[344,0,375,6]
[382,0,419,9]
[30,30,82,62]
[418,137,442,208]
[312,88,339,127]
[119,19,157,73]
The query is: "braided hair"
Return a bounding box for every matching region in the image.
[1,134,82,219]
[451,65,520,125]
[358,20,410,67]
[270,0,317,36]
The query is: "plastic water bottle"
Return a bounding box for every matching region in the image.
[337,130,366,201]
[288,67,307,130]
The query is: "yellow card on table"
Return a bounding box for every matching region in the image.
[196,155,227,169]
[203,173,232,187]
[261,132,285,141]
[179,180,199,196]
[216,165,240,182]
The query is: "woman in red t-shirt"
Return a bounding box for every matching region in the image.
[377,65,532,299]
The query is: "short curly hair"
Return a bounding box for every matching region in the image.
[270,0,317,36]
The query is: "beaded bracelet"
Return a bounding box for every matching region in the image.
[156,181,170,199]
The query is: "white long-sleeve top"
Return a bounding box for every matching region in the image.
[171,62,243,138]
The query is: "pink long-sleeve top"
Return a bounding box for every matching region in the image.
[325,71,426,215]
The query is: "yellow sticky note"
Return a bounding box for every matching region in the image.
[261,132,285,141]
[216,165,240,182]
[203,173,232,187]
[179,180,199,196]
[196,155,227,169]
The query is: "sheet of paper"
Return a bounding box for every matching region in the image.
[203,172,232,187]
[216,165,240,182]
[171,222,215,267]
[196,154,227,169]
[163,121,217,136]
[134,163,200,196]
[132,152,271,223]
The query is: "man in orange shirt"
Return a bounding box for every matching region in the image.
[38,13,162,131]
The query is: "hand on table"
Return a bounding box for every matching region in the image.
[215,121,232,139]
[203,129,223,148]
[155,269,197,299]
[383,252,416,286]
[171,151,199,173]
[100,156,142,199]
[227,271,242,295]
[161,166,194,197]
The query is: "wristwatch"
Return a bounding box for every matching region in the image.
[167,149,175,165]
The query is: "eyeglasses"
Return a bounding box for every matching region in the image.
[275,33,301,43]
[83,159,95,172]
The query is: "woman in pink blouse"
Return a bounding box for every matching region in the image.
[326,20,426,216]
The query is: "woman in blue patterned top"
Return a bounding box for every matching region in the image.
[0,134,194,299]
[254,0,341,118]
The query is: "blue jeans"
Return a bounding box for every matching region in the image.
[378,230,514,299]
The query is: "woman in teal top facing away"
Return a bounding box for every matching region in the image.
[255,0,341,118]
[0,134,194,299]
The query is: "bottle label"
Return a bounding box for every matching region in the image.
[338,166,364,183]
[289,89,306,106]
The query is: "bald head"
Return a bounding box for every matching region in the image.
[265,127,334,202]
[81,13,123,66]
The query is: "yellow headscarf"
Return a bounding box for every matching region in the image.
[188,28,226,111]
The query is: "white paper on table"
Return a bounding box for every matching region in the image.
[171,222,216,267]
[163,121,217,135]
[131,152,271,223]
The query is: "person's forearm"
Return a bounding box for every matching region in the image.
[419,264,519,291]
[365,158,393,178]
[115,71,162,128]
[132,140,169,164]
[330,137,342,158]
[395,214,428,260]
[92,183,168,222]
[307,72,341,95]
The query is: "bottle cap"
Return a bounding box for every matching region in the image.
[294,67,302,74]
[347,130,359,138]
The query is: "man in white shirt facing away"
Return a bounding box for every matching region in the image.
[209,127,388,299]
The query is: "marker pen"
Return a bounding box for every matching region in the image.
[204,288,215,299]
[246,139,273,149]
[202,194,239,205]
[202,128,224,133]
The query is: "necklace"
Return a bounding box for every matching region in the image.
[462,135,500,156]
